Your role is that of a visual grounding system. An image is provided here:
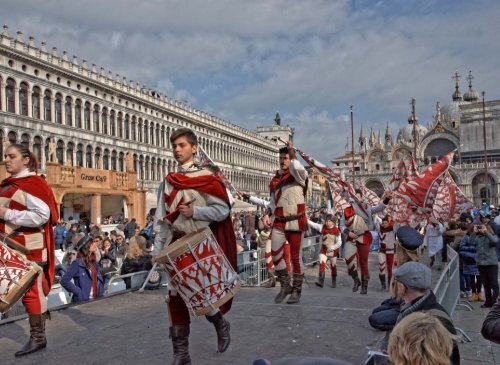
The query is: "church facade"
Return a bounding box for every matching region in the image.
[333,71,500,207]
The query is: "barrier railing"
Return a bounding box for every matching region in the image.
[433,247,472,342]
[237,235,321,287]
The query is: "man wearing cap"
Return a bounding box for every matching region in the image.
[379,261,460,365]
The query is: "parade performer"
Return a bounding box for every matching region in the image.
[378,215,396,290]
[343,189,391,294]
[0,144,58,357]
[244,142,308,304]
[308,215,342,288]
[152,128,237,365]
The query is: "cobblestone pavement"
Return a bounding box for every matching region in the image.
[0,252,498,364]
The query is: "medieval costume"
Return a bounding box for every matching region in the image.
[153,162,236,364]
[0,169,58,356]
[308,220,342,288]
[377,221,396,290]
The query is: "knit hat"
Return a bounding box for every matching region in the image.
[393,261,432,290]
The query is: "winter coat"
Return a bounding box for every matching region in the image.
[61,257,104,302]
[459,235,480,276]
[53,224,66,247]
[470,232,499,266]
[482,302,500,344]
[125,221,138,238]
[380,291,460,365]
[369,298,402,331]
[120,255,152,289]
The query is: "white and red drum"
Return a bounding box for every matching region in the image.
[157,227,240,316]
[0,242,41,313]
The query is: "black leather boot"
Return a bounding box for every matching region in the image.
[264,268,276,288]
[360,275,369,295]
[274,269,292,303]
[379,274,386,290]
[331,274,337,288]
[15,313,47,357]
[206,312,231,353]
[287,274,304,304]
[351,270,361,292]
[315,272,325,288]
[170,325,191,365]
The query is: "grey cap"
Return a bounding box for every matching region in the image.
[393,261,432,289]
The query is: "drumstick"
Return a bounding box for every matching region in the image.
[138,262,158,293]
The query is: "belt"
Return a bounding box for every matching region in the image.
[274,212,306,223]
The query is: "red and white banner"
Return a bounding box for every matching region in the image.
[433,171,473,221]
[389,160,408,191]
[390,152,455,224]
[408,155,418,178]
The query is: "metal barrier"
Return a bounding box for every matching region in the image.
[433,247,472,342]
[237,235,321,287]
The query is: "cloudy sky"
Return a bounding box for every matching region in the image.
[2,0,498,163]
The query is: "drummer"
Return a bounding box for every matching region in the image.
[152,128,237,364]
[0,144,58,357]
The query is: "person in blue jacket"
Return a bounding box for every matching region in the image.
[61,235,104,302]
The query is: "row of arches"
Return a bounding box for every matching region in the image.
[0,129,271,193]
[0,74,278,170]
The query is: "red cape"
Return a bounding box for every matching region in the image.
[166,172,237,314]
[1,175,59,293]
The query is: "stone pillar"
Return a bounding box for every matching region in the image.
[50,95,55,123]
[0,82,5,112]
[89,102,94,132]
[27,87,32,118]
[61,94,66,126]
[90,194,102,225]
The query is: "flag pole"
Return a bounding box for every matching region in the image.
[482,91,490,200]
[350,105,355,187]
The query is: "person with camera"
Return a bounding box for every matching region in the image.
[470,223,499,308]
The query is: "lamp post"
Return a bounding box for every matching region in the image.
[350,105,355,186]
[482,91,489,200]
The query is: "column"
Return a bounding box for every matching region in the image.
[27,86,32,118]
[60,93,66,126]
[90,194,102,225]
[89,102,94,131]
[50,95,55,123]
[0,80,5,112]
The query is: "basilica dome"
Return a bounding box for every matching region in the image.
[397,120,428,143]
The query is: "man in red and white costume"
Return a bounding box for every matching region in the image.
[343,189,391,294]
[152,128,237,365]
[0,144,58,357]
[377,215,396,290]
[308,214,342,288]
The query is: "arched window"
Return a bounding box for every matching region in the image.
[131,117,137,141]
[84,102,91,130]
[6,78,15,113]
[19,82,29,116]
[150,123,154,144]
[124,114,130,139]
[8,131,17,144]
[95,147,102,168]
[144,121,149,143]
[117,112,123,138]
[103,149,110,170]
[55,93,62,124]
[31,86,41,119]
[21,133,30,148]
[155,124,160,145]
[75,99,82,128]
[65,96,72,125]
[101,108,108,134]
[139,155,144,179]
[110,110,116,136]
[138,119,143,142]
[93,104,100,132]
[118,152,124,171]
[145,156,150,180]
[43,90,52,121]
[111,150,117,170]
[86,145,93,168]
[161,126,165,147]
[76,144,84,167]
[56,140,64,164]
[33,136,42,164]
[66,142,74,166]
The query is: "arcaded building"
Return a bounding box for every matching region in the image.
[0,26,280,224]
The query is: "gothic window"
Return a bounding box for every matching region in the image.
[21,133,30,148]
[55,93,62,124]
[32,86,41,119]
[86,145,93,168]
[65,96,72,125]
[118,152,124,171]
[6,78,15,113]
[66,142,74,166]
[150,123,154,144]
[19,82,29,116]
[103,149,110,170]
[155,124,160,145]
[56,140,64,164]
[131,117,137,141]
[33,136,42,164]
[117,112,123,138]
[101,108,108,134]
[43,90,52,121]
[124,114,130,139]
[110,110,116,136]
[111,150,117,170]
[138,119,143,142]
[76,144,83,167]
[144,121,149,143]
[95,147,102,168]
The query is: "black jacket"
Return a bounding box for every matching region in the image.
[482,302,500,344]
[369,298,402,331]
[380,291,460,365]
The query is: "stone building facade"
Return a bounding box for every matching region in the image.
[332,71,500,207]
[0,26,279,221]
